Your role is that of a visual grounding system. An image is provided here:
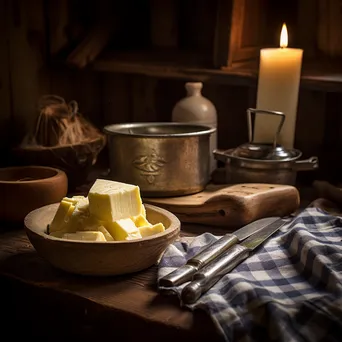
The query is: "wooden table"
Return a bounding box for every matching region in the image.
[0,223,226,342]
[0,177,331,342]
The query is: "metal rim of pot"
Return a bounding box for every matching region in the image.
[103,122,216,138]
[214,149,318,171]
[215,147,303,164]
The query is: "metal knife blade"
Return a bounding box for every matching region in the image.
[158,216,282,288]
[181,217,288,304]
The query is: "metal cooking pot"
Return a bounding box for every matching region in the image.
[214,108,319,185]
[104,122,216,197]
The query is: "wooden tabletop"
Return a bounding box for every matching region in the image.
[0,174,332,341]
[0,223,226,342]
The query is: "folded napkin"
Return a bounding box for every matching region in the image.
[158,208,342,342]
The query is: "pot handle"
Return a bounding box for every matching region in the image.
[293,156,319,171]
[213,149,229,163]
[247,108,285,148]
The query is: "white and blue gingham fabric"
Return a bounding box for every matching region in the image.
[157,207,342,342]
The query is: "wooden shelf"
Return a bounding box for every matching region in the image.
[94,51,342,92]
[94,50,257,87]
[300,59,342,92]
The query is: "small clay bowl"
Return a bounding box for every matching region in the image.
[0,166,68,223]
[24,203,180,276]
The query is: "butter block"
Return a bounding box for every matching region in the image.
[105,218,142,241]
[62,231,106,242]
[71,196,89,212]
[50,196,91,233]
[60,196,79,205]
[88,179,143,222]
[141,204,146,218]
[98,225,114,241]
[132,214,151,228]
[62,196,91,233]
[138,223,165,238]
[78,216,102,233]
[49,199,76,232]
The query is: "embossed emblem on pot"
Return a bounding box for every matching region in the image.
[133,150,167,184]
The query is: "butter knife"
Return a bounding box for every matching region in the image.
[158,216,282,288]
[181,217,288,304]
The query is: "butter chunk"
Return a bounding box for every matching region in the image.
[88,179,143,222]
[79,215,102,232]
[62,231,106,242]
[139,223,165,238]
[61,197,78,205]
[49,199,76,232]
[62,196,91,233]
[71,196,89,212]
[132,214,151,228]
[105,218,142,241]
[98,225,114,241]
[50,196,91,234]
[141,204,146,218]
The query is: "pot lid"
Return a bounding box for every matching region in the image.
[231,142,301,161]
[230,108,302,161]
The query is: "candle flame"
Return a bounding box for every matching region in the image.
[280,23,288,48]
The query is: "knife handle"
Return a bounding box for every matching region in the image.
[158,264,197,288]
[190,233,239,267]
[181,244,250,304]
[158,234,239,287]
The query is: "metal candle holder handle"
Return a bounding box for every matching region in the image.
[247,108,285,148]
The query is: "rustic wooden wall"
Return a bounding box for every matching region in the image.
[0,0,102,166]
[0,0,11,163]
[0,0,341,184]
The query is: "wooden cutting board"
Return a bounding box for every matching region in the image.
[143,183,300,228]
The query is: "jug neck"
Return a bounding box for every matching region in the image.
[185,82,203,97]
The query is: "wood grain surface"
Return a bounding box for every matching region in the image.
[0,190,338,341]
[144,183,300,227]
[0,225,224,341]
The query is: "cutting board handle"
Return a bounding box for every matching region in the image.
[144,183,300,228]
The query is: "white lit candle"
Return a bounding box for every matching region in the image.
[253,24,303,148]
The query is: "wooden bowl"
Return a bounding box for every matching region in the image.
[24,203,181,276]
[0,166,68,223]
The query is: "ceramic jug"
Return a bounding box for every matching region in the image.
[172,82,217,174]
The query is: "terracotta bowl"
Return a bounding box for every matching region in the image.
[0,166,68,223]
[24,203,181,276]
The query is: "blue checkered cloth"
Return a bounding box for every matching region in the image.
[157,207,342,342]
